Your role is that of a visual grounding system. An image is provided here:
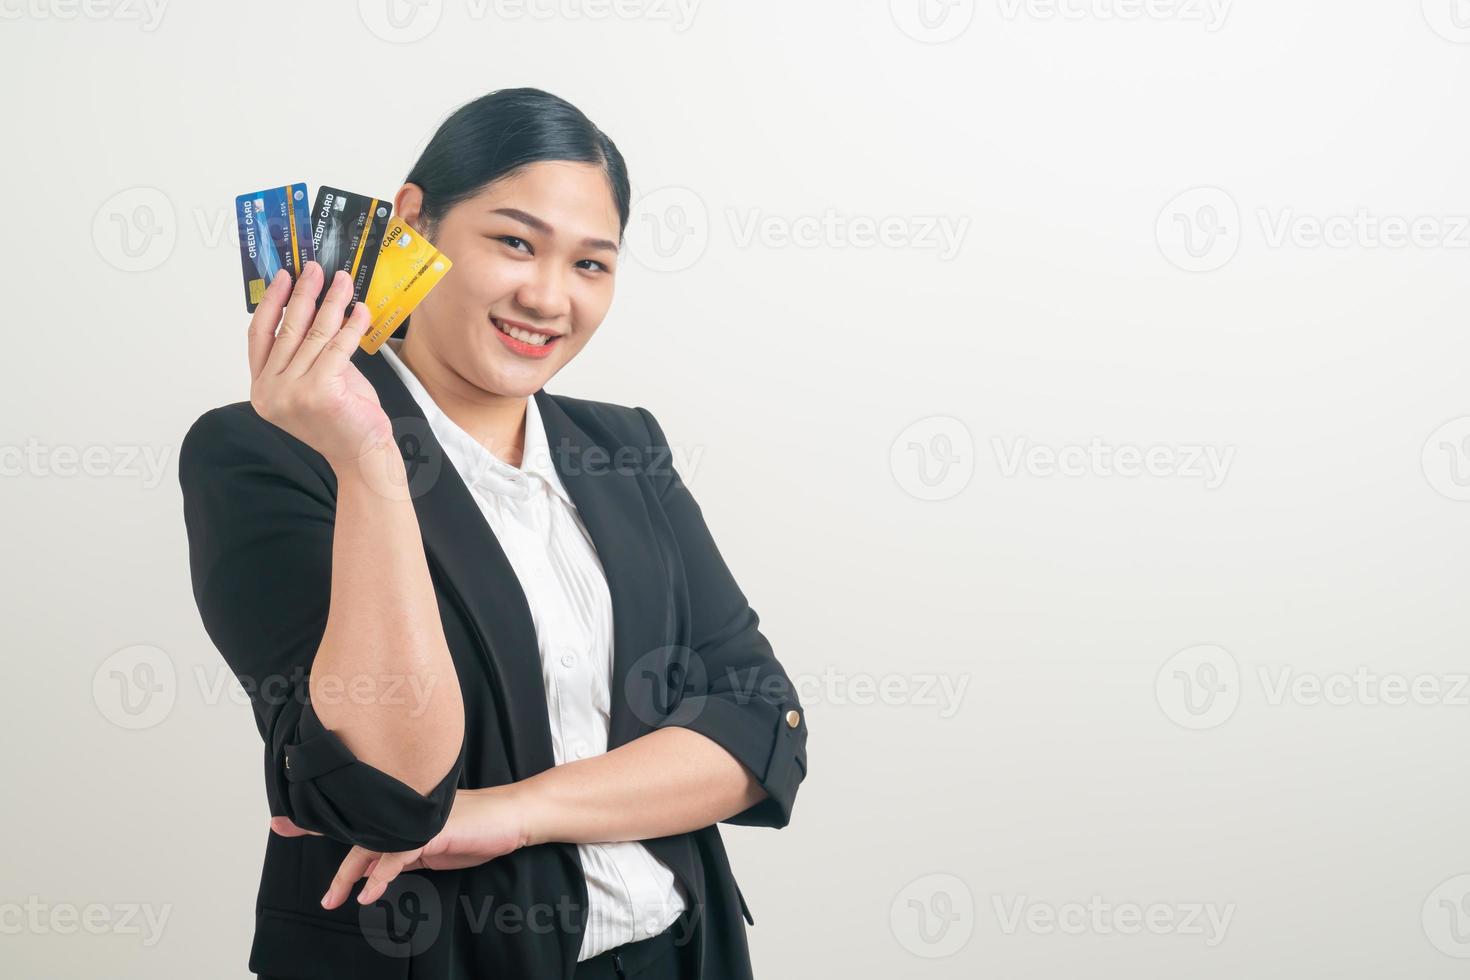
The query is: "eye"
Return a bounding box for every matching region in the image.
[576,258,610,273]
[495,235,532,253]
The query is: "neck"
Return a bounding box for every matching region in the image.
[391,333,528,469]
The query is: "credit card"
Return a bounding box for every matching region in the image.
[234,183,312,311]
[360,219,452,354]
[309,186,391,314]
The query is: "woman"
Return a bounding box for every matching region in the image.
[179,88,808,980]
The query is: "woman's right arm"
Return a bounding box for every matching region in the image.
[315,439,464,795]
[180,263,464,852]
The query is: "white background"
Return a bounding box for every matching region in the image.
[4,0,1470,976]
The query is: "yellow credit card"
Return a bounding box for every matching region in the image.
[360,218,452,354]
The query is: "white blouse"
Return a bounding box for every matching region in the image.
[380,340,688,961]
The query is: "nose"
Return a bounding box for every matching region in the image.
[514,260,572,324]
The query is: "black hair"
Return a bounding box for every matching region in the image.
[404,87,631,241]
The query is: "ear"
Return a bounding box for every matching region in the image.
[394,183,427,232]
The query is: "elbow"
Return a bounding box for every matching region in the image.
[732,732,806,830]
[305,652,465,797]
[659,694,809,831]
[272,693,464,852]
[388,682,465,797]
[743,704,807,829]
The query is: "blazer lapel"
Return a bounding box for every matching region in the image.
[533,390,674,752]
[351,347,557,781]
[351,346,673,776]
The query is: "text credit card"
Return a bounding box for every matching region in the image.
[360,219,452,354]
[234,183,312,311]
[309,186,390,314]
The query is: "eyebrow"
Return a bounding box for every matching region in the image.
[490,207,619,253]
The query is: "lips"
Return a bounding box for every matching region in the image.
[492,317,559,344]
[491,316,561,359]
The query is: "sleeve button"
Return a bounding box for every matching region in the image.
[785,709,800,729]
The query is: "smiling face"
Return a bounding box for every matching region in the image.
[391,160,622,398]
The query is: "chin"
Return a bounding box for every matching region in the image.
[472,361,552,399]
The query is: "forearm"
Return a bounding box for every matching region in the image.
[512,727,767,846]
[309,446,464,794]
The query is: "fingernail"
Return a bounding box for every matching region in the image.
[320,891,331,907]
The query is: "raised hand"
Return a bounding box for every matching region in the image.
[247,262,388,469]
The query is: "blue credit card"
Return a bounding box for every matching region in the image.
[235,183,313,311]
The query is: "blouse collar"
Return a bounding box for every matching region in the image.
[378,340,573,506]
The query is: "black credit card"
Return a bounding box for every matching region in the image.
[308,186,391,312]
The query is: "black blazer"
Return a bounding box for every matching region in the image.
[178,345,808,979]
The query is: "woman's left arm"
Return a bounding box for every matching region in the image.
[515,725,767,845]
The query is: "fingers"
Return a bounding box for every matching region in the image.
[246,269,293,381]
[284,268,356,379]
[269,816,321,838]
[358,851,413,906]
[322,846,378,910]
[307,300,373,381]
[321,847,422,908]
[262,262,327,376]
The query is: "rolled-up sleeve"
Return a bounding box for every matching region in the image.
[179,405,460,852]
[635,406,808,829]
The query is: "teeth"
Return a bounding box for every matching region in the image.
[496,319,550,346]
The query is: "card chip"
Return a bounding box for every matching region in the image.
[248,278,265,305]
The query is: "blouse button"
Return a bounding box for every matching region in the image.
[785,709,801,729]
[560,652,577,669]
